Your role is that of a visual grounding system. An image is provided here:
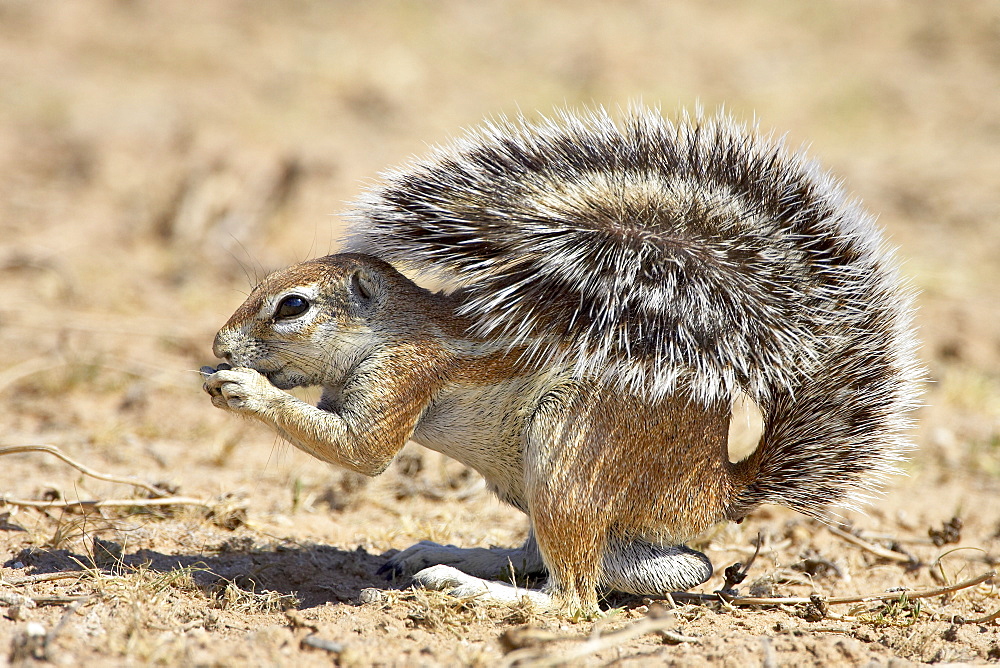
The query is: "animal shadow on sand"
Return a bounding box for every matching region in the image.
[6,539,400,609]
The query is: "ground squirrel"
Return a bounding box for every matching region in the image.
[202,107,923,614]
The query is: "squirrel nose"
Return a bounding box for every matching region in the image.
[213,332,232,361]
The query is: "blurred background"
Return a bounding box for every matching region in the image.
[0,0,997,529]
[1,4,998,662]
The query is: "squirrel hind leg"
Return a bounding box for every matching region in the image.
[599,540,713,596]
[409,540,712,611]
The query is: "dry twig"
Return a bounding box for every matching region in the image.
[670,569,995,608]
[2,572,87,586]
[960,607,1000,625]
[0,444,172,498]
[33,595,95,606]
[825,525,914,564]
[0,444,217,515]
[0,496,212,511]
[499,615,698,667]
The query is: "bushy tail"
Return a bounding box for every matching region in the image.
[730,274,923,519]
[347,105,925,518]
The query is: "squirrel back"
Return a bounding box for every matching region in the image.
[345,106,924,518]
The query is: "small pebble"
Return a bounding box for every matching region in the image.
[359,588,386,604]
[7,605,28,621]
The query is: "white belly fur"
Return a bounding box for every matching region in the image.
[412,371,555,511]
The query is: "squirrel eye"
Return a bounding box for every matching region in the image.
[274,295,309,320]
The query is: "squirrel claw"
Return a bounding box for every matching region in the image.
[376,560,405,580]
[199,362,232,377]
[201,363,236,396]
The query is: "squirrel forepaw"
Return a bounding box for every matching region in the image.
[202,366,276,414]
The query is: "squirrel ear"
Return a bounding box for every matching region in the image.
[349,269,376,303]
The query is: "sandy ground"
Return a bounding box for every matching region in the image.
[1,1,999,665]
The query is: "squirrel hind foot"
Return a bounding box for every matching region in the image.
[401,539,713,611]
[412,565,553,607]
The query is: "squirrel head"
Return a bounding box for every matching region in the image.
[212,254,416,389]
